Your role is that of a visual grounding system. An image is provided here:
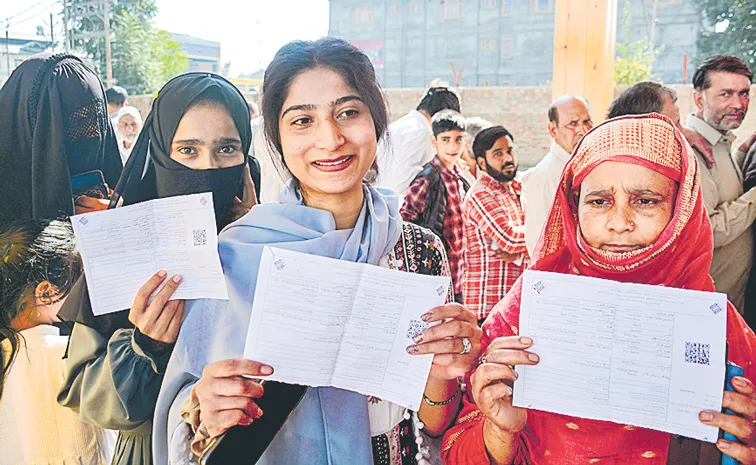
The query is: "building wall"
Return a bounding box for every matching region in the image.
[329,0,701,88]
[130,84,756,170]
[169,33,222,74]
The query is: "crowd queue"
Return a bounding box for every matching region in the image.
[0,38,754,465]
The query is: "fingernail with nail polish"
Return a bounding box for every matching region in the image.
[173,275,182,283]
[413,333,424,344]
[421,312,433,322]
[406,345,419,354]
[261,366,273,375]
[158,270,167,277]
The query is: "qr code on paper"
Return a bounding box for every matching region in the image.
[192,229,207,247]
[274,259,286,271]
[685,342,710,365]
[406,319,429,340]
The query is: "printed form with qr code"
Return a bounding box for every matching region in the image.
[71,193,228,315]
[242,246,451,411]
[513,270,728,442]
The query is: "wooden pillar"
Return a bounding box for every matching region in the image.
[552,0,618,124]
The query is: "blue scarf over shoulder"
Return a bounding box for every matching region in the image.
[153,183,402,464]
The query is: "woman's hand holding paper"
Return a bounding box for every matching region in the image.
[472,336,539,435]
[406,303,482,381]
[194,359,273,438]
[699,375,756,464]
[128,270,186,344]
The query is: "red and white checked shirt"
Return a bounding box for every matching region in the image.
[462,171,529,319]
[401,157,467,294]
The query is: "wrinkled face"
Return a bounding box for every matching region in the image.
[461,143,477,178]
[117,114,142,142]
[477,135,517,183]
[659,93,682,128]
[278,67,377,199]
[170,102,244,170]
[696,71,751,131]
[550,99,593,154]
[578,161,677,253]
[432,130,465,168]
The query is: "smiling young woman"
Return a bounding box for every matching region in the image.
[153,38,482,465]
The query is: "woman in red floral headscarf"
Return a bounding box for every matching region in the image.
[442,114,756,465]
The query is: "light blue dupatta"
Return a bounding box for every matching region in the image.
[153,183,402,464]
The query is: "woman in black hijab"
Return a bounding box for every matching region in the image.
[56,73,257,465]
[0,53,122,224]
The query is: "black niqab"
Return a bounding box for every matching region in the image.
[59,72,253,336]
[0,53,122,224]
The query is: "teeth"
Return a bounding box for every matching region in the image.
[314,157,351,166]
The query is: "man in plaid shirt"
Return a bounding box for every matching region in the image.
[462,126,528,322]
[401,110,469,301]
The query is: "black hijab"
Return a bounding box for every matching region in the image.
[58,73,253,336]
[0,53,122,224]
[111,72,253,227]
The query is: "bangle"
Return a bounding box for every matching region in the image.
[423,385,460,406]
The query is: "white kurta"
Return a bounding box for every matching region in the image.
[376,110,435,200]
[520,140,572,256]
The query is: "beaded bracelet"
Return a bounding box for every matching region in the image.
[422,384,460,406]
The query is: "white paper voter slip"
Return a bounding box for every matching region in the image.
[513,270,727,443]
[243,246,451,411]
[71,193,228,315]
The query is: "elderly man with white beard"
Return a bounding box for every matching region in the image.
[112,106,143,164]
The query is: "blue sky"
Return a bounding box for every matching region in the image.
[5,0,331,76]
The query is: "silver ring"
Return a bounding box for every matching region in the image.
[460,337,472,355]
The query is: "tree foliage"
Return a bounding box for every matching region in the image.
[693,0,756,68]
[69,0,187,93]
[614,1,663,85]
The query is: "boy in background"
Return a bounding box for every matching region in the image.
[401,110,470,302]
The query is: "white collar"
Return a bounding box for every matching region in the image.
[549,140,572,163]
[686,114,733,146]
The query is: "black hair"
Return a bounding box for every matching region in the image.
[105,86,128,106]
[548,95,590,125]
[607,82,677,119]
[472,125,514,161]
[0,219,81,398]
[416,87,461,117]
[431,110,466,136]
[261,37,388,181]
[693,55,753,91]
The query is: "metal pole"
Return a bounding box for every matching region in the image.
[5,22,10,77]
[103,0,112,87]
[63,0,70,53]
[49,12,55,53]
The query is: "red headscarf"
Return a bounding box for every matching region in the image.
[442,114,755,465]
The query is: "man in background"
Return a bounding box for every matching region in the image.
[377,86,461,199]
[462,126,527,324]
[111,106,142,165]
[105,86,128,119]
[521,95,592,256]
[686,55,755,312]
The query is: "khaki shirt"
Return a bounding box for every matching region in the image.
[686,115,756,312]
